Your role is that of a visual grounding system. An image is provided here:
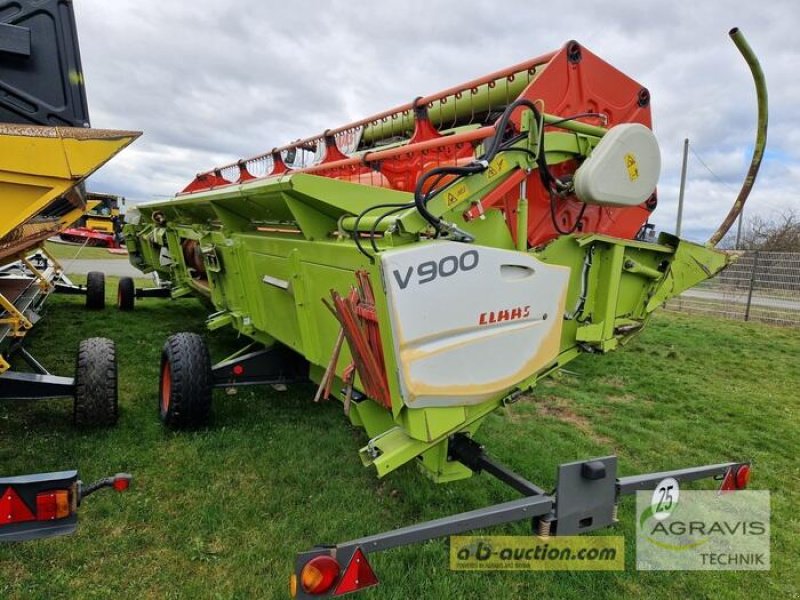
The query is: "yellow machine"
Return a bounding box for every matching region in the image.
[59,192,127,247]
[0,125,137,265]
[0,0,139,423]
[84,194,123,234]
[0,0,136,546]
[0,124,138,374]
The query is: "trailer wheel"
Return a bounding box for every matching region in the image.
[117,277,135,311]
[86,271,105,309]
[159,332,212,429]
[74,337,118,426]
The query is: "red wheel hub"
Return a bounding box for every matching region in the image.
[160,361,172,413]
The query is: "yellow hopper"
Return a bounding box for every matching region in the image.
[0,124,140,264]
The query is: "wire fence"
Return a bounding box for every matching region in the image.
[665,251,800,327]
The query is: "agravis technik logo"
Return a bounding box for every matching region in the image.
[636,487,770,571]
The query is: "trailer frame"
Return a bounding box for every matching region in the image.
[292,434,751,597]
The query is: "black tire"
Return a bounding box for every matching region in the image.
[74,337,118,426]
[117,277,135,311]
[86,271,105,310]
[159,332,212,429]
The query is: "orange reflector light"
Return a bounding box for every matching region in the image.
[301,555,340,595]
[0,486,35,525]
[333,548,379,596]
[36,490,71,521]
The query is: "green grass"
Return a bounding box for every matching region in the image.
[43,241,128,261]
[0,283,797,599]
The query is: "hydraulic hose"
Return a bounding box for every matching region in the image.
[413,97,561,233]
[707,28,768,247]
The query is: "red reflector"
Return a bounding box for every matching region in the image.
[0,486,35,525]
[301,555,340,595]
[232,364,245,376]
[334,548,378,595]
[735,464,751,489]
[113,475,131,492]
[36,490,70,521]
[720,465,751,493]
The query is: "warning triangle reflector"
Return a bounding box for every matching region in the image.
[0,486,36,525]
[333,547,379,595]
[718,468,736,494]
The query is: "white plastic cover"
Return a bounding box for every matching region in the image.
[380,242,570,408]
[124,206,141,225]
[574,123,661,207]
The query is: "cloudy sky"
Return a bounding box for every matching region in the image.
[73,0,799,243]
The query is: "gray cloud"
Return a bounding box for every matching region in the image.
[74,0,800,242]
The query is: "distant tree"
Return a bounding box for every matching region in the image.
[721,209,800,252]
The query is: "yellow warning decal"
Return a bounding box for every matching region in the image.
[444,155,508,208]
[624,153,639,181]
[445,182,470,207]
[486,155,508,181]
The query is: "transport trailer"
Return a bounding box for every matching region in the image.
[122,28,766,596]
[1,0,138,537]
[291,447,751,597]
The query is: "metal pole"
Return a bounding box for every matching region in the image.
[744,250,759,321]
[735,209,745,249]
[336,494,554,555]
[516,179,528,252]
[676,138,689,237]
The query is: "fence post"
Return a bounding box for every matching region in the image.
[744,251,760,322]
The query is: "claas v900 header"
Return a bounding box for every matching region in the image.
[123,29,765,595]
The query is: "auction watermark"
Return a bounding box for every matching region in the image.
[450,535,624,571]
[636,480,770,571]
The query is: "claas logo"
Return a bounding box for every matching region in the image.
[478,305,532,325]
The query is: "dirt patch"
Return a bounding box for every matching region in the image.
[607,393,637,404]
[0,560,30,587]
[601,375,627,389]
[534,396,614,446]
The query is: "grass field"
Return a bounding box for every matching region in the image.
[43,241,128,261]
[1,278,797,599]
